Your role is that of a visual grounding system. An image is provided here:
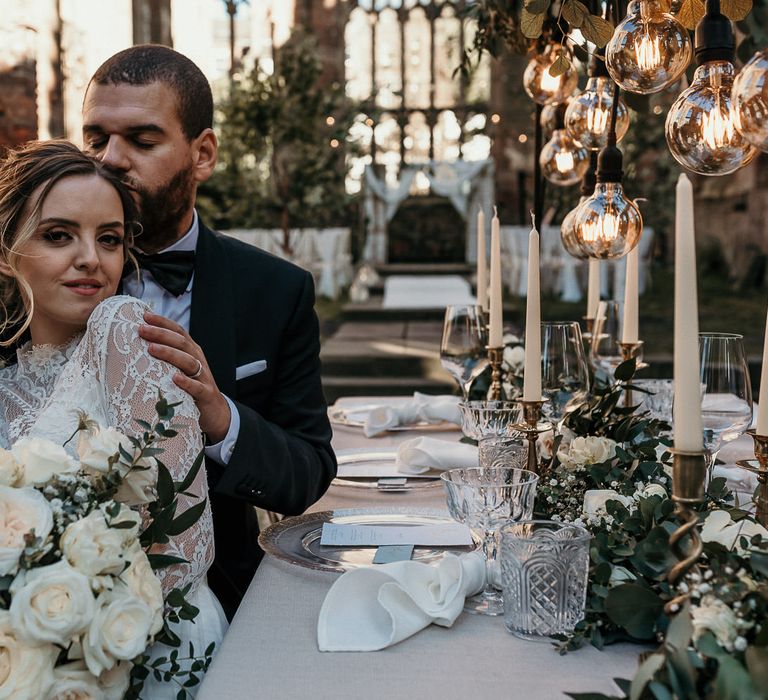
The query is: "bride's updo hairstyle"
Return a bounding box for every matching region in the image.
[0,139,139,346]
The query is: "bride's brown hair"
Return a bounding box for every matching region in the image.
[0,139,139,347]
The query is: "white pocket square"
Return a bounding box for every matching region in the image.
[236,359,267,380]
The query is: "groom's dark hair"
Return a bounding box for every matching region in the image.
[88,45,213,140]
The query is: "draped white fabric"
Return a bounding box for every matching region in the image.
[222,228,352,300]
[362,160,495,264]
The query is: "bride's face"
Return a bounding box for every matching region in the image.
[12,173,126,345]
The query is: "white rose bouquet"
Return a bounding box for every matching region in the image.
[0,396,211,700]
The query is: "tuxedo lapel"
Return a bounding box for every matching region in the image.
[190,224,237,397]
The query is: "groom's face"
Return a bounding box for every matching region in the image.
[82,81,213,251]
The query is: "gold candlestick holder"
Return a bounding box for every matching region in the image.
[666,448,708,612]
[487,346,504,401]
[618,341,644,407]
[513,399,549,476]
[736,429,768,527]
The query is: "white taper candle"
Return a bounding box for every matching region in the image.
[477,209,488,312]
[523,224,542,401]
[488,209,503,347]
[622,246,639,344]
[673,174,703,452]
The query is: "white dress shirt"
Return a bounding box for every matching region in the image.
[123,210,240,465]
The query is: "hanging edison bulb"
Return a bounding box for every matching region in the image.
[566,75,631,150]
[731,49,768,152]
[605,0,692,94]
[540,104,590,186]
[562,154,598,259]
[665,4,757,175]
[523,43,579,105]
[572,145,643,258]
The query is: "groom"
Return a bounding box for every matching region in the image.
[81,45,336,619]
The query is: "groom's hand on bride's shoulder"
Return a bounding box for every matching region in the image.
[139,311,231,443]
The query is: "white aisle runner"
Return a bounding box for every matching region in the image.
[382,275,476,309]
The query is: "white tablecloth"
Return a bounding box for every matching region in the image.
[198,399,650,700]
[382,275,476,309]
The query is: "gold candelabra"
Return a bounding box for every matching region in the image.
[514,399,548,475]
[618,341,644,407]
[487,346,504,401]
[737,430,768,527]
[666,448,708,612]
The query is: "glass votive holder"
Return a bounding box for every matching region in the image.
[500,520,590,640]
[478,438,527,470]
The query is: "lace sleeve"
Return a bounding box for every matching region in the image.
[85,296,214,596]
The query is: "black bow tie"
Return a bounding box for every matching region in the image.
[124,250,196,296]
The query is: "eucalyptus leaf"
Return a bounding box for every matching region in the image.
[525,0,551,13]
[562,0,590,27]
[664,602,693,653]
[605,583,664,639]
[176,450,205,494]
[677,0,707,29]
[614,358,637,383]
[629,652,665,700]
[521,7,546,38]
[167,499,208,537]
[580,14,616,48]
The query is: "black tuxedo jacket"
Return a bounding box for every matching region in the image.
[189,223,336,619]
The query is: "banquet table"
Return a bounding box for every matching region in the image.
[196,398,665,700]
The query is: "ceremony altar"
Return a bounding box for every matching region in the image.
[197,405,643,700]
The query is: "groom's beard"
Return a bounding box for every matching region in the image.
[131,167,197,252]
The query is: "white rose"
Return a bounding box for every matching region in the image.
[77,426,131,476]
[115,460,157,506]
[0,450,21,487]
[98,661,131,700]
[122,544,164,636]
[0,610,58,700]
[536,429,555,460]
[83,586,154,676]
[558,436,617,471]
[583,489,634,517]
[60,503,141,577]
[691,595,739,649]
[47,661,103,700]
[642,483,668,499]
[9,560,96,646]
[701,510,768,554]
[0,485,54,576]
[12,436,78,486]
[503,345,525,371]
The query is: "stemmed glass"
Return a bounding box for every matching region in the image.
[541,321,590,426]
[440,305,489,399]
[698,333,753,476]
[441,467,538,616]
[458,400,523,468]
[590,300,624,380]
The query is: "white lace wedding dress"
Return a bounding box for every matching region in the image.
[0,295,227,699]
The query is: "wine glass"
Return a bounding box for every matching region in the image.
[541,322,590,425]
[441,467,539,616]
[590,300,624,381]
[440,305,489,399]
[698,333,753,476]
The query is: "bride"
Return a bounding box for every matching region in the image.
[0,140,227,698]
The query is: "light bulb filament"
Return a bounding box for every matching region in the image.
[555,151,575,173]
[635,31,662,72]
[586,107,609,134]
[701,106,734,150]
[581,212,619,243]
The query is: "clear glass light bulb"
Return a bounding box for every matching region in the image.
[523,44,579,105]
[572,182,643,258]
[666,60,757,175]
[606,0,693,94]
[565,77,631,150]
[540,129,590,186]
[560,197,590,259]
[731,49,768,152]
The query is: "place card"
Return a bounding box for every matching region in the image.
[319,522,473,547]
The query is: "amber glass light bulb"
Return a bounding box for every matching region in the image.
[572,182,643,258]
[561,197,590,259]
[666,61,757,175]
[540,129,590,186]
[606,0,692,94]
[731,49,768,152]
[523,44,579,105]
[565,77,630,150]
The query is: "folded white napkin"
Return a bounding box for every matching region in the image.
[317,552,485,652]
[364,393,461,438]
[396,437,478,475]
